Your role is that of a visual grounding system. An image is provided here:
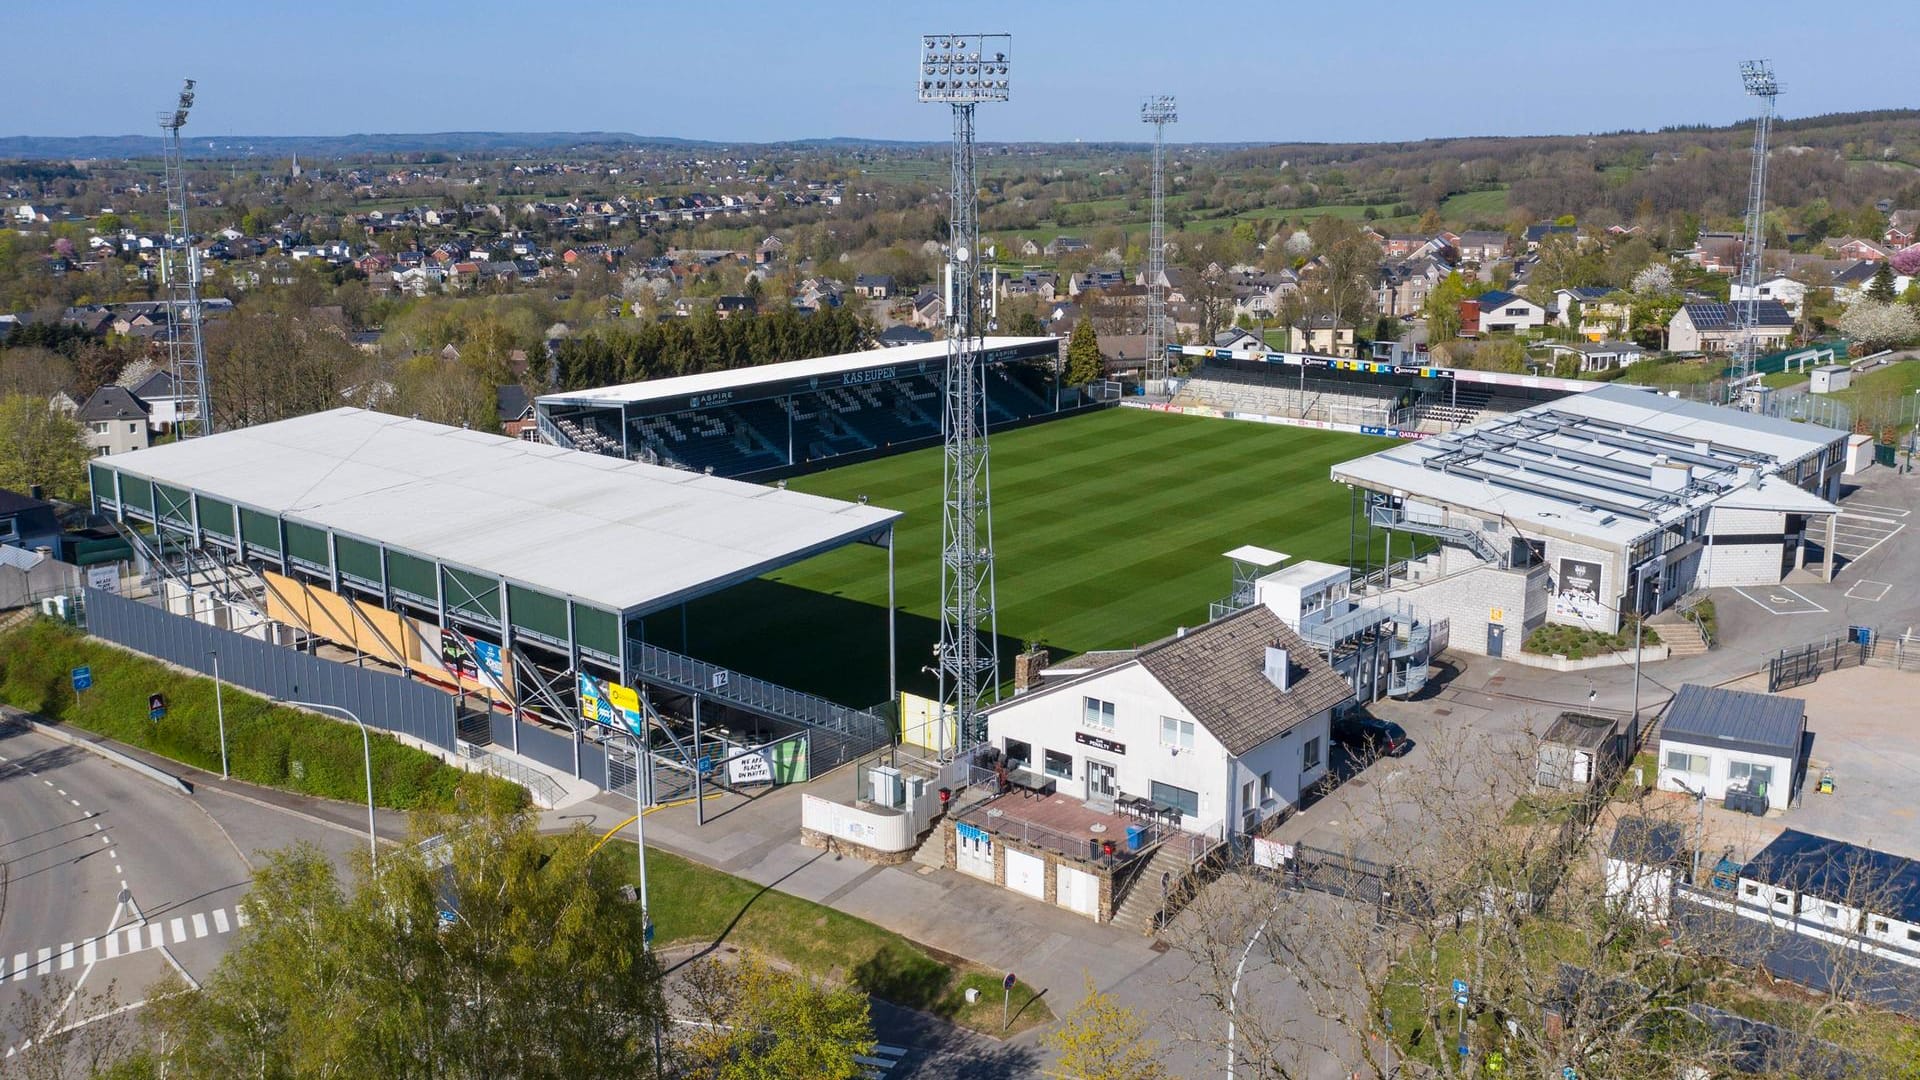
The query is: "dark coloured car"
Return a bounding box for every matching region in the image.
[1331,715,1408,757]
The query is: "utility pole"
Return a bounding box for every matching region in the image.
[919,33,1010,752]
[1142,95,1177,391]
[1732,60,1780,406]
[157,79,213,438]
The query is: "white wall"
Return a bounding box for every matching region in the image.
[986,662,1329,834]
[800,793,929,854]
[1703,507,1788,587]
[1226,713,1331,831]
[1656,737,1795,810]
[1604,856,1673,923]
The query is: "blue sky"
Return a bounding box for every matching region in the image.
[9,1,1916,144]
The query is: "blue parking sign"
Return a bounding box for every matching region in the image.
[71,666,92,692]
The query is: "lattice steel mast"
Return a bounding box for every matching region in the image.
[1734,60,1780,399]
[159,79,213,437]
[1142,95,1176,389]
[920,34,1009,750]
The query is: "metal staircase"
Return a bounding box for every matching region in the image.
[1367,495,1505,567]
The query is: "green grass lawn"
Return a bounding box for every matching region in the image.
[1825,358,1920,410]
[605,844,1053,1035]
[1439,187,1509,222]
[655,409,1394,706]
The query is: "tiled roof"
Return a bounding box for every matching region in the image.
[1134,606,1352,756]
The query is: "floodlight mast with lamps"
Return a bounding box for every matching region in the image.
[157,78,214,439]
[919,33,1009,752]
[1733,59,1781,402]
[1142,95,1177,389]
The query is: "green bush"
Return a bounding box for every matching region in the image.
[1521,620,1659,661]
[0,619,524,812]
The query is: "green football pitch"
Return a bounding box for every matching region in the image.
[643,409,1397,707]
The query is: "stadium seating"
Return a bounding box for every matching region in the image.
[1173,364,1404,427]
[630,402,787,474]
[1410,385,1540,433]
[552,413,623,456]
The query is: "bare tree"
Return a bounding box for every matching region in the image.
[1,975,144,1080]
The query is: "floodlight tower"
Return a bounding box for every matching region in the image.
[1142,95,1177,389]
[919,33,1009,751]
[1733,59,1781,399]
[158,79,213,437]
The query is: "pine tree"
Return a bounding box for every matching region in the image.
[1065,319,1104,386]
[1867,261,1898,304]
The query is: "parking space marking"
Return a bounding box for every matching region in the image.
[1845,580,1893,602]
[1733,586,1829,615]
[1840,501,1910,517]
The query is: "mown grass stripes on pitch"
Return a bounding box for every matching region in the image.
[650,409,1397,707]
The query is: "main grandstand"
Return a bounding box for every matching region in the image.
[1167,342,1592,436]
[535,336,1066,477]
[86,408,905,797]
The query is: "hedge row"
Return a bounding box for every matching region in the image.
[0,619,524,813]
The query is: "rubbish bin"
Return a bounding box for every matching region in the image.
[1126,824,1147,851]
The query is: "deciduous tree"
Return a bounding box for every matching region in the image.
[677,956,875,1080]
[1043,976,1169,1080]
[0,393,89,501]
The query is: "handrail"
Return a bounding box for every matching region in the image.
[456,739,566,808]
[626,640,887,741]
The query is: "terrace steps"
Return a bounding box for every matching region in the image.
[1110,843,1193,936]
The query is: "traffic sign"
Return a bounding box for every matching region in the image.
[437,910,457,929]
[697,755,713,775]
[1002,972,1017,991]
[71,666,92,692]
[1455,993,1469,1007]
[1452,977,1468,995]
[1458,1033,1470,1057]
[643,919,655,945]
[148,691,166,722]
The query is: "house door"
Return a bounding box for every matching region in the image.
[1487,623,1505,658]
[1086,760,1117,804]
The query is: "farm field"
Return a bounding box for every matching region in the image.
[650,408,1394,706]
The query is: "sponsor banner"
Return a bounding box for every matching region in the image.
[470,638,504,684]
[1553,558,1607,622]
[577,673,645,735]
[1129,399,1432,440]
[1252,836,1295,870]
[728,748,775,785]
[86,564,120,594]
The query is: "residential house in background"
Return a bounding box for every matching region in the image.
[1045,236,1090,257]
[1731,275,1811,319]
[1456,230,1511,264]
[497,385,535,439]
[1886,210,1918,250]
[1830,237,1891,263]
[1690,233,1745,274]
[1552,286,1632,339]
[121,367,199,432]
[1467,290,1548,334]
[0,487,62,553]
[1288,312,1357,358]
[852,274,894,299]
[77,385,152,456]
[1523,223,1576,250]
[1541,339,1648,374]
[1375,257,1451,319]
[1667,301,1794,353]
[910,289,944,329]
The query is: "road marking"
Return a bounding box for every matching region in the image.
[145,924,163,950]
[83,939,97,965]
[58,944,75,971]
[43,779,52,787]
[35,949,51,976]
[212,908,230,934]
[235,907,250,929]
[56,789,65,796]
[92,823,101,831]
[1845,580,1892,601]
[114,864,122,874]
[100,835,110,844]
[1733,586,1828,615]
[1840,501,1909,517]
[859,1044,909,1077]
[6,954,22,981]
[103,934,119,959]
[70,799,80,807]
[109,850,117,860]
[191,913,208,939]
[169,918,187,944]
[123,927,143,954]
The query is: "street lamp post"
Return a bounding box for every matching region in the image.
[209,650,228,780]
[279,699,377,866]
[1225,914,1272,1079]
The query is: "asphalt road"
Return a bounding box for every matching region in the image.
[0,724,253,1055]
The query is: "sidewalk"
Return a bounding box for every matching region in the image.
[541,771,1163,1027]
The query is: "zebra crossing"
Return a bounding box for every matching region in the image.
[858,1043,909,1078]
[0,905,247,981]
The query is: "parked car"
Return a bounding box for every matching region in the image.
[1331,715,1408,757]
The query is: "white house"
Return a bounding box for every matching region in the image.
[985,605,1351,838]
[76,385,152,457]
[1469,290,1548,333]
[1731,275,1809,319]
[1728,829,1920,966]
[1656,684,1805,813]
[1604,816,1689,923]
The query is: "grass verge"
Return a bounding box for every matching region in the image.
[603,844,1053,1036]
[0,618,524,812]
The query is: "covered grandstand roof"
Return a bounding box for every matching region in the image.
[538,336,1056,408]
[95,408,901,616]
[1330,383,1844,547]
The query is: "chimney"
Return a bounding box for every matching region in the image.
[1264,646,1291,692]
[1013,646,1050,693]
[1648,457,1692,493]
[28,484,45,501]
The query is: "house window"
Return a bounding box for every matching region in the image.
[1043,749,1073,781]
[1743,883,1760,897]
[1823,904,1841,920]
[1082,697,1115,732]
[1303,736,1323,771]
[1003,738,1031,769]
[1150,781,1199,820]
[1241,779,1256,814]
[1908,928,1920,943]
[1260,771,1274,803]
[1871,919,1889,935]
[1159,715,1194,751]
[1664,750,1708,775]
[1772,890,1792,908]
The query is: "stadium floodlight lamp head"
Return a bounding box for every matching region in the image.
[161,78,196,132]
[1739,60,1779,100]
[918,33,1011,103]
[1141,95,1177,125]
